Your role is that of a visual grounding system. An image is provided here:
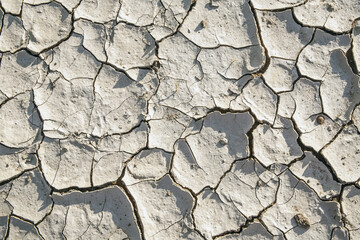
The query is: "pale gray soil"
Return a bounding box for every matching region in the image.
[0,0,359,239]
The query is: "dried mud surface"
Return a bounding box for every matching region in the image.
[0,0,359,239]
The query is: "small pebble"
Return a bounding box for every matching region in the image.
[316,115,325,125]
[201,20,207,28]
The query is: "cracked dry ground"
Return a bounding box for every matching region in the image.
[0,0,360,240]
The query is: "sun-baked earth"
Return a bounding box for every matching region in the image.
[0,0,359,239]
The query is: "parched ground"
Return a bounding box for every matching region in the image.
[0,0,359,239]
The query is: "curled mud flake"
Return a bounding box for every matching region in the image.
[293,0,360,33]
[49,34,101,80]
[290,151,341,200]
[118,0,160,27]
[22,2,72,53]
[5,169,53,224]
[180,0,260,48]
[193,188,246,238]
[7,217,42,239]
[171,112,254,193]
[253,120,303,166]
[294,213,311,228]
[255,9,313,60]
[321,125,360,183]
[217,158,279,219]
[0,50,47,98]
[74,0,120,23]
[1,0,23,15]
[147,106,189,152]
[241,78,277,123]
[38,186,140,239]
[341,185,360,239]
[263,58,298,93]
[106,23,156,70]
[0,92,41,148]
[124,174,197,240]
[262,170,342,239]
[0,14,28,53]
[297,30,351,81]
[123,148,171,185]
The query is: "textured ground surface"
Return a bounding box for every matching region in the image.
[0,0,359,239]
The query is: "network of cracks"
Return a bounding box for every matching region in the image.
[0,0,359,239]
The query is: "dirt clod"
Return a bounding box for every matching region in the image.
[294,213,310,228]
